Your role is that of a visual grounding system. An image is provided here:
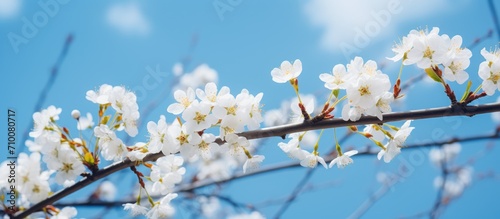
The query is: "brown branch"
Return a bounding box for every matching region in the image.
[13,103,500,218]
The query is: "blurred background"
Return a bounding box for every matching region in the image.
[1,0,500,218]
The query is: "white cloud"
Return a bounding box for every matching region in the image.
[107,2,150,36]
[0,0,21,19]
[304,0,470,56]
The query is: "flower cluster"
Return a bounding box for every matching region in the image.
[367,121,414,163]
[122,82,265,218]
[320,57,394,121]
[478,48,500,95]
[87,84,140,137]
[388,27,472,84]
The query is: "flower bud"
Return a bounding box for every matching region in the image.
[71,110,80,119]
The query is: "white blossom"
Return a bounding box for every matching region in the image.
[271,59,302,83]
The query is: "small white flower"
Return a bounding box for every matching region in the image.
[86,84,112,104]
[182,100,217,132]
[319,64,348,90]
[442,35,472,84]
[238,90,264,130]
[346,74,391,110]
[151,156,186,195]
[219,115,244,139]
[377,120,414,163]
[271,59,302,83]
[377,141,400,163]
[146,193,177,219]
[20,171,52,204]
[53,148,85,186]
[147,115,170,154]
[387,35,415,62]
[405,27,448,69]
[479,48,500,95]
[278,138,308,160]
[196,82,230,106]
[300,151,328,169]
[221,133,248,159]
[195,133,219,160]
[77,112,94,130]
[123,203,149,217]
[167,87,195,115]
[243,155,265,173]
[94,125,128,161]
[329,150,358,168]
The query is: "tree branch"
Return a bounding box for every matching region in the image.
[13,102,500,218]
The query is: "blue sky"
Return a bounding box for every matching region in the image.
[1,0,500,218]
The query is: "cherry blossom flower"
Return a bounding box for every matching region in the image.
[20,170,52,204]
[238,90,264,130]
[30,105,61,138]
[278,138,308,160]
[182,100,217,132]
[319,64,348,90]
[271,59,303,83]
[147,115,170,154]
[146,193,178,219]
[77,112,94,130]
[53,148,85,186]
[212,93,243,120]
[94,124,128,161]
[221,133,248,159]
[346,74,391,109]
[219,115,244,139]
[405,27,448,69]
[123,202,149,217]
[167,123,201,158]
[243,155,265,173]
[196,82,230,106]
[387,35,415,62]
[86,84,112,104]
[195,133,219,160]
[377,120,414,163]
[151,155,186,195]
[479,48,500,95]
[300,151,328,169]
[442,35,472,84]
[329,150,358,168]
[167,87,195,115]
[378,141,401,163]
